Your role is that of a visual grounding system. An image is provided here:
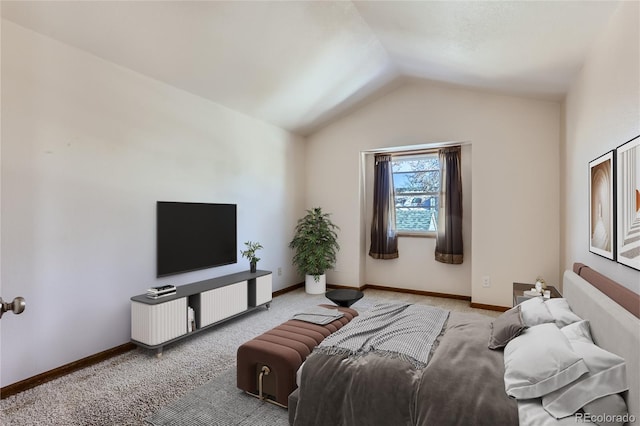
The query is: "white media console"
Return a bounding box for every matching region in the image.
[130,270,272,355]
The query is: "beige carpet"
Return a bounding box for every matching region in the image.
[0,288,499,426]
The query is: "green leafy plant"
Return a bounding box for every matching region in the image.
[289,207,339,282]
[240,241,263,272]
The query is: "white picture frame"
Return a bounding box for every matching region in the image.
[589,151,615,260]
[616,135,640,270]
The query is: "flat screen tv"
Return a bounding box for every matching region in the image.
[157,202,237,277]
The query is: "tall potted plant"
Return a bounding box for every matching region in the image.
[289,207,339,294]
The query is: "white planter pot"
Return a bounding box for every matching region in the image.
[305,274,326,295]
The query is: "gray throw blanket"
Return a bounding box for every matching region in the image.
[291,306,344,325]
[316,303,449,368]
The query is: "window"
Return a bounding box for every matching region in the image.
[392,154,440,234]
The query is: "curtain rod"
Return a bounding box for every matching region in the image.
[364,140,468,156]
[390,148,439,158]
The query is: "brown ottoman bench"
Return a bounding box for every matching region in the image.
[237,304,358,407]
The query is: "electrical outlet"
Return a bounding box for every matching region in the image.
[277,267,282,276]
[482,276,491,288]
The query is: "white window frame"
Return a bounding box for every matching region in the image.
[392,152,440,237]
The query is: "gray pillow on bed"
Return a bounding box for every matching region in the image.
[488,305,526,349]
[542,341,628,419]
[504,323,588,399]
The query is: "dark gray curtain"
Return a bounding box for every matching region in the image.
[435,146,463,264]
[369,154,399,259]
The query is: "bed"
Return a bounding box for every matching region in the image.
[288,264,640,425]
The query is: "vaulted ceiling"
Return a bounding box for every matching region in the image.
[1,1,620,135]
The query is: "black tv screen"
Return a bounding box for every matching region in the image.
[157,202,237,277]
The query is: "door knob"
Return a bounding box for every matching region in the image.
[0,297,26,318]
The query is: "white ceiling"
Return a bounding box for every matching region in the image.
[1,1,621,135]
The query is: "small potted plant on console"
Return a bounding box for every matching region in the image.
[241,241,263,273]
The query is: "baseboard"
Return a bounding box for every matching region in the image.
[327,283,367,291]
[291,282,470,302]
[331,283,509,312]
[469,302,509,312]
[0,342,136,399]
[273,282,304,297]
[362,284,472,301]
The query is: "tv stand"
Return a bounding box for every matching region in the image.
[130,270,272,356]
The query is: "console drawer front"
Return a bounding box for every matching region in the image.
[255,274,272,306]
[131,298,187,346]
[200,281,248,327]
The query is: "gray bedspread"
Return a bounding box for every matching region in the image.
[292,311,518,426]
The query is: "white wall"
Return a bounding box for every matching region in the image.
[0,21,306,387]
[306,79,561,307]
[563,1,640,293]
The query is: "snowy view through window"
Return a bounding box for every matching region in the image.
[392,155,440,233]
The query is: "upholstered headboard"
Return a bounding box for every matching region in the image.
[573,262,640,318]
[563,265,640,422]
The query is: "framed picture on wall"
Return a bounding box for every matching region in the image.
[589,151,615,260]
[616,135,640,270]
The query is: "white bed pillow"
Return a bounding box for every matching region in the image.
[581,394,629,426]
[545,298,582,328]
[561,320,593,344]
[519,297,555,327]
[542,341,628,418]
[504,323,588,399]
[517,400,578,426]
